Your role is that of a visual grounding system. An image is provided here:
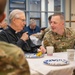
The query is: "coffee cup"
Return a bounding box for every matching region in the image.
[67,49,74,61]
[46,46,54,56]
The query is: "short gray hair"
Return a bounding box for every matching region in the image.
[29,19,36,25]
[9,9,24,22]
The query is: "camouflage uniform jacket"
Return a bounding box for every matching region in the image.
[43,27,75,52]
[0,42,30,75]
[34,27,50,40]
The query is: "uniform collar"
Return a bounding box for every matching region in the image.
[52,29,66,40]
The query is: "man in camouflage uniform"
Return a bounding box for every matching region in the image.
[0,0,30,75]
[0,42,30,75]
[43,13,75,52]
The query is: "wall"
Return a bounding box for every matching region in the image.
[65,0,75,29]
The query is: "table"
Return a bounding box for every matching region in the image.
[26,52,75,75]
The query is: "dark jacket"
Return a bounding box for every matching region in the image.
[24,25,40,35]
[0,26,40,53]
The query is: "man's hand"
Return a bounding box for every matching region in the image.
[21,32,29,41]
[38,46,46,54]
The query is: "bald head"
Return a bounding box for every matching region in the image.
[0,0,7,15]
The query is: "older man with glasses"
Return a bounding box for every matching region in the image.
[0,9,46,53]
[0,1,30,75]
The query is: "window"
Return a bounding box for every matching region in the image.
[54,0,61,11]
[29,0,41,27]
[9,0,26,12]
[8,0,64,28]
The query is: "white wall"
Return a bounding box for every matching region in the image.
[65,0,75,28]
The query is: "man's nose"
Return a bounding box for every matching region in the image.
[23,21,26,25]
[51,23,53,27]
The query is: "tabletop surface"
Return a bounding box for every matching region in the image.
[26,52,75,75]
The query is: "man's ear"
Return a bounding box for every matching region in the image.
[0,13,6,22]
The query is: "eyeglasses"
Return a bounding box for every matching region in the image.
[17,18,26,22]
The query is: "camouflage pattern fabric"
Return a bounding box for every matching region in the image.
[34,27,50,40]
[43,27,75,52]
[0,42,30,75]
[41,27,50,39]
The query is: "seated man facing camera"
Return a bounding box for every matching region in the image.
[24,19,41,36]
[0,9,46,53]
[0,0,30,75]
[43,13,75,52]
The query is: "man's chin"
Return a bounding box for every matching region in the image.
[52,30,57,33]
[20,28,23,31]
[52,29,55,32]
